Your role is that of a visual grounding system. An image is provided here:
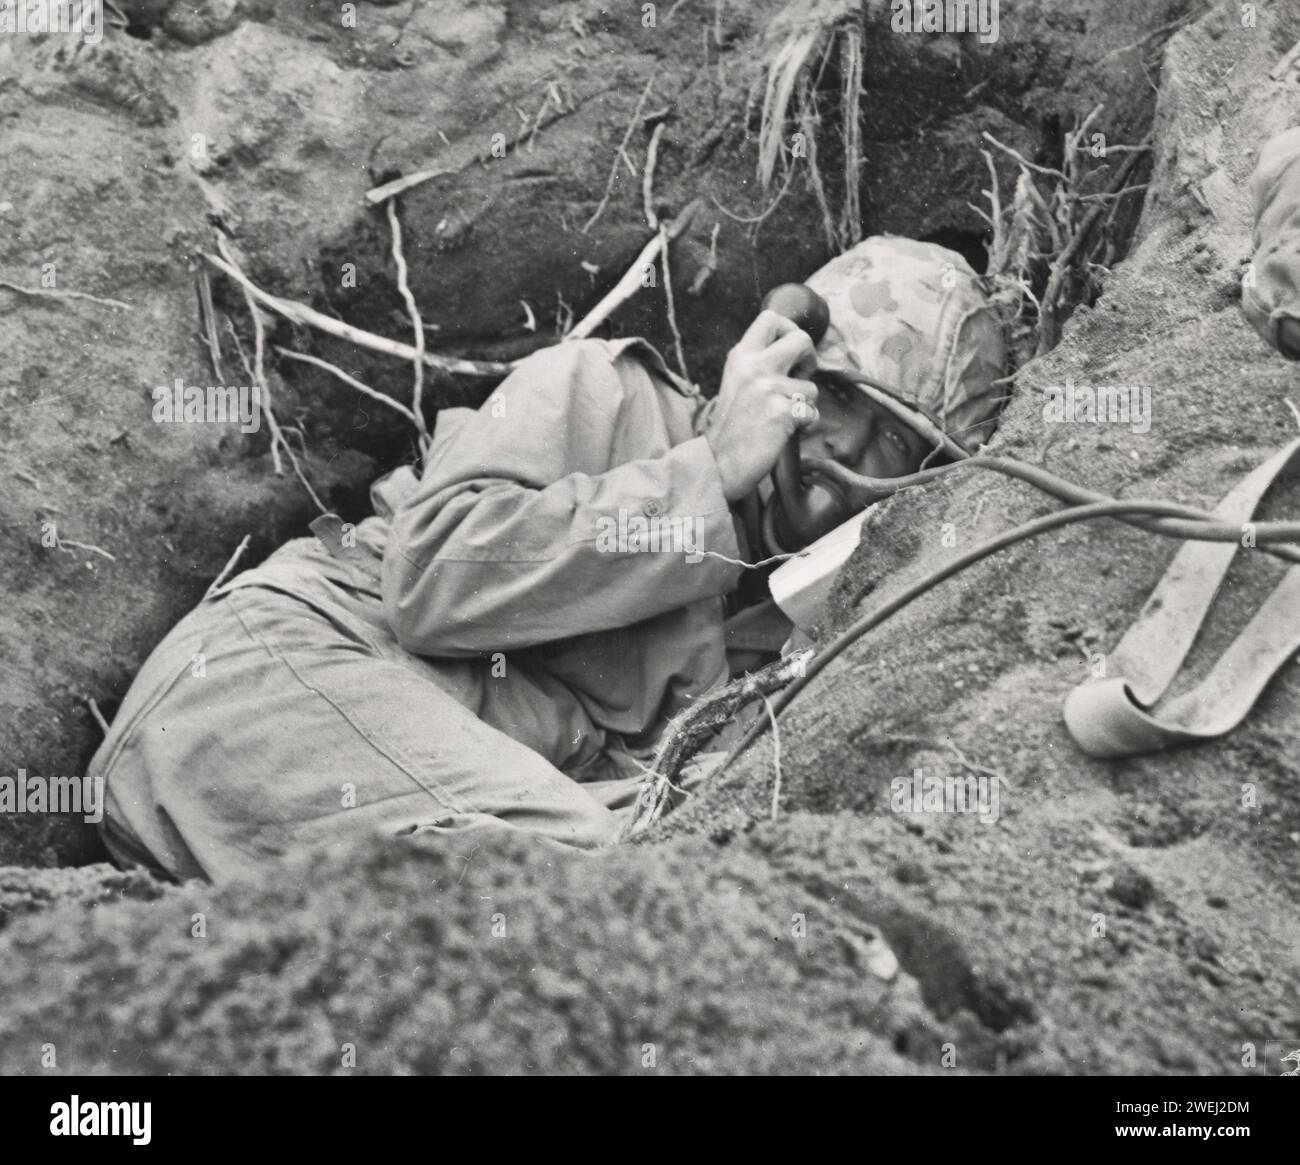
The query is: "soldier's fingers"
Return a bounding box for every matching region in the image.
[760,327,819,374]
[737,309,803,353]
[791,402,820,431]
[777,380,819,429]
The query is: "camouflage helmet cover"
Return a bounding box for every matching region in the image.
[803,235,1008,453]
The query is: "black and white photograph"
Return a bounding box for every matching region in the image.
[0,0,1295,1119]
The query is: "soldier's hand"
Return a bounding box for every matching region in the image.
[706,311,819,503]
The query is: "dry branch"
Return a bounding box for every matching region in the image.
[583,74,656,233]
[85,696,111,736]
[763,694,783,821]
[364,167,453,207]
[642,120,667,230]
[202,244,509,380]
[620,649,811,840]
[386,199,432,450]
[365,83,594,206]
[1273,38,1300,81]
[57,538,116,561]
[711,162,796,229]
[206,534,251,598]
[0,279,131,311]
[659,221,689,381]
[1036,138,1151,354]
[227,298,328,514]
[195,268,226,382]
[980,131,1067,181]
[566,198,702,340]
[275,348,419,427]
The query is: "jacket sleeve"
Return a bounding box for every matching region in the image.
[1245,126,1300,355]
[381,341,743,657]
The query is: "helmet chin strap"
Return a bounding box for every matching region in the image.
[760,417,952,557]
[758,365,969,556]
[828,368,972,464]
[759,457,928,557]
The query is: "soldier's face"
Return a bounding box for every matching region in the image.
[800,373,932,479]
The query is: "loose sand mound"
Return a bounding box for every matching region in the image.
[0,820,1003,1075]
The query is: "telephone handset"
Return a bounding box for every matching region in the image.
[759,283,857,552]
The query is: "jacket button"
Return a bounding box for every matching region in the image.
[643,499,662,517]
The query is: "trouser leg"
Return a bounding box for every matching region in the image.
[91,585,623,882]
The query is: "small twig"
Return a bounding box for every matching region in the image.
[1071,104,1105,156]
[228,300,279,475]
[221,314,273,455]
[583,75,656,234]
[0,279,131,311]
[526,90,552,154]
[228,291,328,513]
[642,120,667,230]
[58,539,116,562]
[838,25,864,246]
[531,82,568,153]
[1020,170,1063,255]
[1076,184,1147,202]
[797,89,840,252]
[689,221,721,297]
[945,741,1010,788]
[265,401,326,510]
[849,733,1008,788]
[567,198,702,340]
[567,233,665,339]
[276,348,419,427]
[195,268,226,383]
[978,149,1005,266]
[1270,36,1300,80]
[1286,399,1300,432]
[979,132,1067,182]
[1098,14,1195,64]
[85,697,111,736]
[1036,140,1150,355]
[367,83,596,206]
[386,199,432,450]
[763,694,783,822]
[365,167,454,207]
[205,533,250,598]
[710,162,796,228]
[555,290,574,337]
[659,222,689,381]
[12,467,40,489]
